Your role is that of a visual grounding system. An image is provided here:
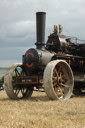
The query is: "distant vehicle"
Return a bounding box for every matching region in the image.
[0,87,4,91]
[0,76,4,90]
[4,12,85,100]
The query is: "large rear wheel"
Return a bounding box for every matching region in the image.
[4,64,33,100]
[44,60,74,100]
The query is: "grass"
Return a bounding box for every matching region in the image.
[0,91,85,128]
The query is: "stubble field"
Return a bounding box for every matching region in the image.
[0,91,85,128]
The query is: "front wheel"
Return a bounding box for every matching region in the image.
[4,64,33,100]
[44,60,74,100]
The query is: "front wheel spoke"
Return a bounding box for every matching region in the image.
[20,70,24,76]
[15,89,20,96]
[21,88,25,95]
[15,69,20,76]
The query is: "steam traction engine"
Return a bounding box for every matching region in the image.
[4,12,85,100]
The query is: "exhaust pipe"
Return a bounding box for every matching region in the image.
[35,12,46,50]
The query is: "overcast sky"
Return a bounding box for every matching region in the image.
[0,0,85,67]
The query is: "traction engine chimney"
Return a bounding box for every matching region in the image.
[36,12,46,50]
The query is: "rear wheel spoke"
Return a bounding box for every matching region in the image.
[59,87,64,96]
[54,68,58,76]
[55,86,59,94]
[53,82,57,87]
[53,65,72,98]
[61,73,68,78]
[58,66,62,75]
[61,83,69,88]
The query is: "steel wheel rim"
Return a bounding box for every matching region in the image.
[44,60,74,100]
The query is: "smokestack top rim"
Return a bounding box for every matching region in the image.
[36,12,46,15]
